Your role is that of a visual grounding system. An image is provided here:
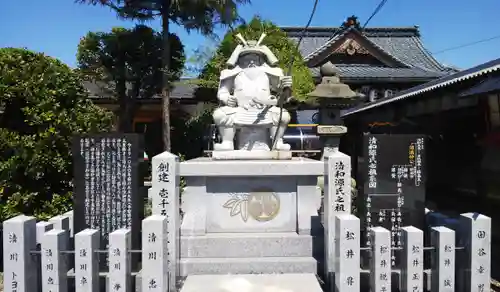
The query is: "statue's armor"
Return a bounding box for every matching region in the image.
[233,69,273,125]
[211,33,292,152]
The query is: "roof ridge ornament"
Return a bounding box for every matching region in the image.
[341,15,361,31]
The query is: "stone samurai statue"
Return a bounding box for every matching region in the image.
[212,33,293,157]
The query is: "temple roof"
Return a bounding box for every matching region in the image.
[343,57,500,117]
[282,26,457,81]
[310,64,446,83]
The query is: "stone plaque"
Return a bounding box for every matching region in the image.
[401,226,424,292]
[431,226,455,292]
[370,227,391,292]
[72,134,143,266]
[362,134,426,267]
[74,229,100,292]
[3,215,38,292]
[41,229,68,292]
[324,151,352,280]
[141,215,168,292]
[458,213,491,292]
[151,152,180,290]
[334,214,360,292]
[108,229,131,292]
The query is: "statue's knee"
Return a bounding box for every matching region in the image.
[212,108,225,124]
[280,110,291,124]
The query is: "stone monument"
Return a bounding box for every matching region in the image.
[212,33,293,160]
[155,34,326,279]
[72,133,144,269]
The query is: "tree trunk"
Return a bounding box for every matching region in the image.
[117,75,133,133]
[161,1,171,151]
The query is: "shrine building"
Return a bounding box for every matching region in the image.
[282,23,457,119]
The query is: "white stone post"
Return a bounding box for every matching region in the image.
[324,151,351,283]
[48,215,70,232]
[334,214,359,292]
[370,226,391,292]
[49,214,74,271]
[152,151,180,290]
[74,229,100,292]
[401,226,424,292]
[63,211,74,237]
[142,215,169,292]
[108,229,132,292]
[458,213,491,292]
[41,229,69,292]
[36,222,53,245]
[3,215,38,292]
[431,226,455,292]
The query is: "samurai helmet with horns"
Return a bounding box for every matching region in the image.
[226,33,279,67]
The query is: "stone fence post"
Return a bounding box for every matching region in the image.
[152,151,180,291]
[324,150,351,287]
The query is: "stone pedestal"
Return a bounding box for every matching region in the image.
[180,274,323,292]
[179,157,323,275]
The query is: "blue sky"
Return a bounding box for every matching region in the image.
[1,0,500,70]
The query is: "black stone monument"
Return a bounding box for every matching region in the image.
[72,133,144,269]
[361,134,426,267]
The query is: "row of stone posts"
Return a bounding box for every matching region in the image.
[3,211,491,292]
[3,214,171,292]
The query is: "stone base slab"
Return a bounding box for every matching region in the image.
[180,157,324,176]
[180,256,317,276]
[212,150,292,160]
[180,273,322,292]
[181,232,313,258]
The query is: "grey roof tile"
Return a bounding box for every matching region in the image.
[368,36,445,71]
[343,57,500,116]
[336,64,446,79]
[310,64,447,81]
[288,35,332,58]
[282,26,450,76]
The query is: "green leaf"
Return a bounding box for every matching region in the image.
[0,47,113,222]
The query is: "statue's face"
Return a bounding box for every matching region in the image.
[238,53,264,68]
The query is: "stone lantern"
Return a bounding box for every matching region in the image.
[307,61,359,159]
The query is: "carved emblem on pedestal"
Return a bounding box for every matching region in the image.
[223,188,280,222]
